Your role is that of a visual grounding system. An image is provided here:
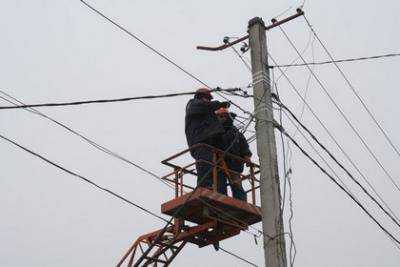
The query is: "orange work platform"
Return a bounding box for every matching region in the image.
[117,144,262,267]
[161,187,262,227]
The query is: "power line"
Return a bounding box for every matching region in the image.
[219,247,259,267]
[247,87,400,250]
[80,0,206,87]
[272,52,400,68]
[229,43,252,72]
[0,129,258,266]
[239,66,397,264]
[269,54,400,227]
[0,90,266,241]
[256,54,400,233]
[278,101,400,228]
[274,101,358,196]
[77,0,400,258]
[0,89,255,232]
[225,90,382,263]
[273,71,297,267]
[79,0,251,116]
[274,124,400,247]
[0,89,174,190]
[0,87,240,110]
[128,114,257,265]
[82,0,259,238]
[302,15,400,160]
[260,54,396,215]
[138,113,252,241]
[0,89,259,240]
[253,85,379,265]
[239,94,400,252]
[0,132,171,224]
[278,25,400,193]
[1,90,262,266]
[274,27,314,84]
[291,32,315,137]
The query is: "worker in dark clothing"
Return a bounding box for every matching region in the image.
[185,88,230,192]
[215,107,252,201]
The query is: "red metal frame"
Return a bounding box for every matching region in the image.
[117,144,262,266]
[196,8,304,51]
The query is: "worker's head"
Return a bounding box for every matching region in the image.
[216,108,237,127]
[215,107,230,121]
[194,88,213,102]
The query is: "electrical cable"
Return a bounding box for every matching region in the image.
[286,164,296,266]
[272,6,294,20]
[277,68,360,265]
[268,51,400,227]
[207,97,400,256]
[278,36,315,260]
[272,52,400,68]
[274,28,314,83]
[302,15,400,160]
[0,90,174,190]
[274,124,400,248]
[0,90,258,266]
[249,59,288,264]
[273,70,288,213]
[0,87,240,110]
[2,0,260,253]
[231,45,252,72]
[0,93,259,266]
[133,114,256,265]
[239,89,357,194]
[278,25,400,193]
[247,134,257,144]
[291,32,315,139]
[79,0,251,117]
[1,92,263,262]
[219,247,259,267]
[250,86,400,230]
[273,71,296,267]
[230,38,398,258]
[247,92,400,260]
[278,102,400,228]
[239,62,400,236]
[0,133,171,224]
[2,95,255,249]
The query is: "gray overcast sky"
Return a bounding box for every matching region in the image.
[1,0,399,266]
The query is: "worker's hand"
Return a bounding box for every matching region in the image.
[244,156,252,167]
[221,101,231,108]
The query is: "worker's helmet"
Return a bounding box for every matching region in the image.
[195,88,213,100]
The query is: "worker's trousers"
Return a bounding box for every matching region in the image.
[192,138,226,194]
[219,172,247,201]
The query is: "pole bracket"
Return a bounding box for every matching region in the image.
[196,8,304,52]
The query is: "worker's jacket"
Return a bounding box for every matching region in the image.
[185,98,225,147]
[221,120,252,173]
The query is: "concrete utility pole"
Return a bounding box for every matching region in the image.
[248,17,287,267]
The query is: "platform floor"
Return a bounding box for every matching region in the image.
[161,188,262,227]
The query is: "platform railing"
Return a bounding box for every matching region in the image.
[160,143,261,206]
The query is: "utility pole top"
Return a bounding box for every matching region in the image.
[248,17,265,28]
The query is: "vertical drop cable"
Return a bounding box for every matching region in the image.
[273,70,296,266]
[292,33,315,140]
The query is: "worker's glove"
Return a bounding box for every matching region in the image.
[220,101,231,108]
[244,156,252,167]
